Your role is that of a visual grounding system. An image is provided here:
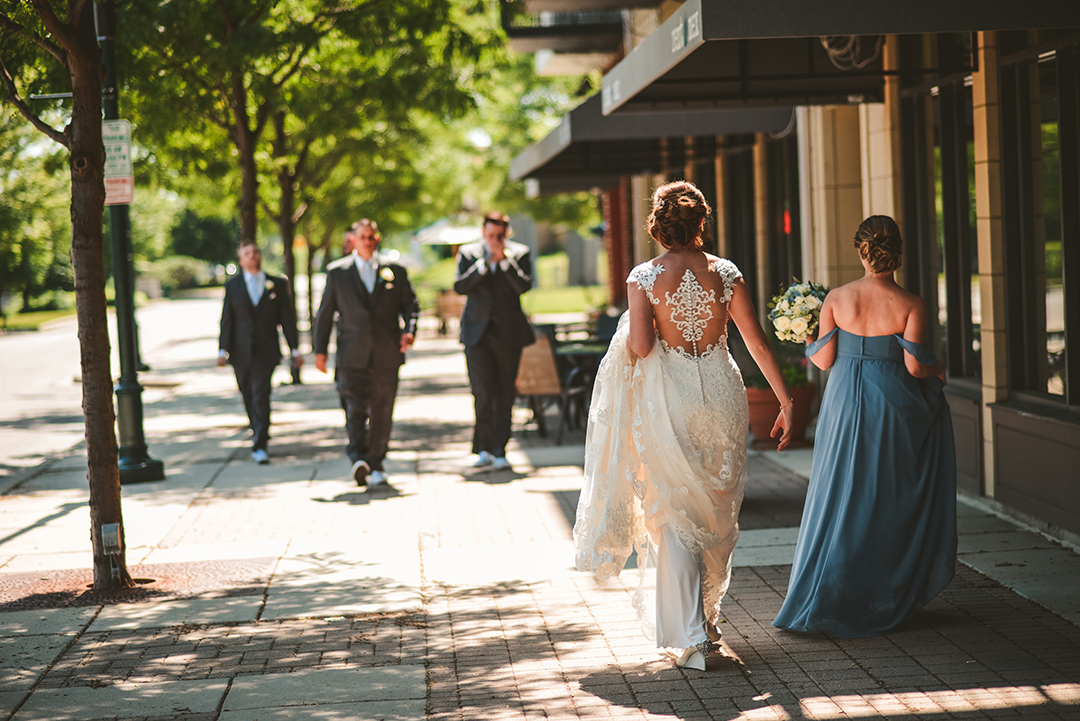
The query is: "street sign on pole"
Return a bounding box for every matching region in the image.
[97,0,163,484]
[103,119,133,205]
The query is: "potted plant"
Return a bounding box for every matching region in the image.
[744,351,816,449]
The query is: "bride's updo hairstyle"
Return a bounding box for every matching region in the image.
[854,215,903,274]
[647,180,711,249]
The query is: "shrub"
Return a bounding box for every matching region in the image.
[144,255,210,293]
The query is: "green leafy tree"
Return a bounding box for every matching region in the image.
[0,112,74,315]
[169,208,238,265]
[0,0,135,591]
[122,0,495,327]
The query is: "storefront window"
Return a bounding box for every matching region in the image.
[1040,79,1065,395]
[1000,35,1080,406]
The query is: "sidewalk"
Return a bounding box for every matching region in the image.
[1,315,1079,720]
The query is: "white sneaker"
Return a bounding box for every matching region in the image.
[351,460,370,486]
[369,470,388,486]
[471,451,494,468]
[492,456,512,471]
[251,449,270,464]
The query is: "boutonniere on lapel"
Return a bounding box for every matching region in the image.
[379,266,395,289]
[265,279,276,299]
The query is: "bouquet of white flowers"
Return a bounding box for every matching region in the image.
[768,280,829,343]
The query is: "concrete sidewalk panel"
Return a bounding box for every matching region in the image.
[88,596,262,630]
[0,551,91,573]
[957,529,1062,554]
[261,582,420,619]
[958,547,1080,626]
[138,540,289,565]
[0,691,23,719]
[9,469,90,493]
[221,666,425,711]
[736,528,800,547]
[214,458,319,489]
[113,468,219,551]
[0,633,73,689]
[755,447,814,478]
[10,678,228,720]
[514,445,585,470]
[276,535,420,587]
[0,488,91,556]
[0,607,96,636]
[734,527,799,567]
[218,699,427,720]
[423,540,583,585]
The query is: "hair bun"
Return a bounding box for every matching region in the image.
[853,215,903,274]
[647,181,711,250]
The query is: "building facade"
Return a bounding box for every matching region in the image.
[510,1,1080,544]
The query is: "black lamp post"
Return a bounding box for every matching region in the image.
[96,1,164,484]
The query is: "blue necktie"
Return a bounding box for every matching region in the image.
[360,261,375,293]
[247,276,262,305]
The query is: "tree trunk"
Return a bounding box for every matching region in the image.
[277,166,296,297]
[228,70,260,245]
[68,2,133,591]
[237,123,259,244]
[305,222,315,330]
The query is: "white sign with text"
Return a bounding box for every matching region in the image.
[102,119,133,205]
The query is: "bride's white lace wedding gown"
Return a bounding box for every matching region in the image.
[574,257,749,648]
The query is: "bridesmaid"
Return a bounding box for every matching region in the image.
[772,215,957,638]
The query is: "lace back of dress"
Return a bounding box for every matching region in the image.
[629,258,743,448]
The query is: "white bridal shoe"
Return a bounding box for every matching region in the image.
[676,639,718,671]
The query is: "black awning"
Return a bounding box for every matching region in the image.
[510,94,793,194]
[521,1,663,10]
[601,0,1080,114]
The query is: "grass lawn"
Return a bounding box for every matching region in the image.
[522,286,607,315]
[411,253,608,316]
[1,308,77,331]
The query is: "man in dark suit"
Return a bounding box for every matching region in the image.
[314,219,419,487]
[218,241,303,464]
[454,212,535,471]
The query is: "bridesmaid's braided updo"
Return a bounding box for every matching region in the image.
[854,215,903,274]
[647,180,711,249]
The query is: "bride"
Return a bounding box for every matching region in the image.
[574,180,793,670]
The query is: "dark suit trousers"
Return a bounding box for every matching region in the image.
[234,361,275,451]
[338,363,399,470]
[465,329,523,457]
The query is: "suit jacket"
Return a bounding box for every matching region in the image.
[313,252,420,371]
[453,240,536,349]
[219,272,299,370]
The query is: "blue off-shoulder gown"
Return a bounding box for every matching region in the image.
[772,328,957,638]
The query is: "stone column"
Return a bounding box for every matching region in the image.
[805,106,864,289]
[714,136,729,257]
[754,132,771,322]
[971,31,1007,497]
[859,35,903,222]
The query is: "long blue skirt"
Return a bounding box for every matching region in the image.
[772,329,957,638]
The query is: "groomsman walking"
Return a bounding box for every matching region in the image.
[218,241,303,464]
[314,219,419,487]
[454,212,535,471]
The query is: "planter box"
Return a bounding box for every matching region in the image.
[747,383,816,450]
